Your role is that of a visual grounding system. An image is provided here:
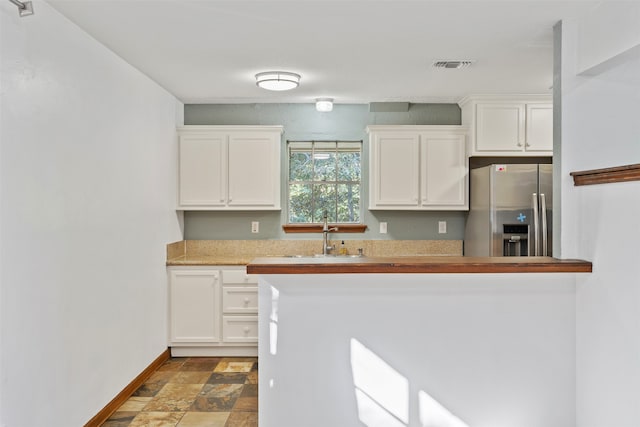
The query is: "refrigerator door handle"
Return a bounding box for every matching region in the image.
[532,193,539,256]
[540,193,548,256]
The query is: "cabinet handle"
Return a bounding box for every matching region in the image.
[244,297,250,304]
[243,326,250,333]
[517,142,523,147]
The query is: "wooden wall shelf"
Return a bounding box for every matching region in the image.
[570,163,640,186]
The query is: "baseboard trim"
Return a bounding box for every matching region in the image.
[84,348,171,427]
[170,346,258,357]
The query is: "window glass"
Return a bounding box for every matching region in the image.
[288,141,362,223]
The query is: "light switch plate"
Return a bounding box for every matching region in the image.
[438,221,447,234]
[379,222,388,234]
[251,221,259,233]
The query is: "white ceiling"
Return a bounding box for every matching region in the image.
[47,0,599,105]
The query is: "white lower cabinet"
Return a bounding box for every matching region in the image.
[169,269,220,344]
[168,266,257,356]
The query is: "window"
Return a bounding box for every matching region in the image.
[288,140,362,223]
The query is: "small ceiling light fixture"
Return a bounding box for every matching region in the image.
[255,71,301,91]
[315,98,334,112]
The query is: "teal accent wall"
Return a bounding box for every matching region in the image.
[183,103,465,240]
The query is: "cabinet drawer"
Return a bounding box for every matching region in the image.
[223,269,258,285]
[222,286,258,313]
[222,316,258,343]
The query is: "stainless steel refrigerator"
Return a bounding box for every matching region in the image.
[464,164,552,257]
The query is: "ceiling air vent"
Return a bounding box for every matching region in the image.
[433,60,475,69]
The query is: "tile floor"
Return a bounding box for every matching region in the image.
[102,357,258,427]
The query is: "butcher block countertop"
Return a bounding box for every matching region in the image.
[246,256,592,274]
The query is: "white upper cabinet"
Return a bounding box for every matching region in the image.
[421,132,467,208]
[476,103,525,152]
[368,126,468,210]
[369,131,421,208]
[525,103,553,152]
[179,132,227,208]
[459,95,552,156]
[227,132,281,208]
[177,126,283,210]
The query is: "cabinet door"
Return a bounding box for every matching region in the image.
[369,133,420,209]
[169,270,220,344]
[178,134,226,207]
[228,132,281,209]
[421,133,468,209]
[476,103,525,152]
[525,104,553,152]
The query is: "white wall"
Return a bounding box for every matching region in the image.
[560,18,640,427]
[260,273,577,427]
[577,1,640,75]
[0,1,183,426]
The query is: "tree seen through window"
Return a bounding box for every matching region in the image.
[288,141,361,223]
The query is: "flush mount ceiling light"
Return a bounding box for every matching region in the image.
[255,71,301,91]
[315,98,334,112]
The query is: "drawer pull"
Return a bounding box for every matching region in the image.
[244,297,250,304]
[243,326,250,333]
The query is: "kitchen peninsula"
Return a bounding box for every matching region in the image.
[165,240,464,357]
[247,256,591,427]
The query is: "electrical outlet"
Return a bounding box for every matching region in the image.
[379,222,388,234]
[438,221,447,234]
[251,221,259,233]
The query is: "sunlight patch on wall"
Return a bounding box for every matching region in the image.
[350,337,471,427]
[350,338,409,425]
[419,390,469,427]
[269,285,279,355]
[354,388,407,427]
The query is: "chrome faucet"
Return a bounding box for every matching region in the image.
[322,210,338,255]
